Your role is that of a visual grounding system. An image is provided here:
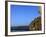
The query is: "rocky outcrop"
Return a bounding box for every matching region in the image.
[29,16,41,31]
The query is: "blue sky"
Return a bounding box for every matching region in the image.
[10,5,40,26]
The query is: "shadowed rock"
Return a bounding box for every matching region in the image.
[29,16,41,31]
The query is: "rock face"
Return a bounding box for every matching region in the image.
[29,16,41,31]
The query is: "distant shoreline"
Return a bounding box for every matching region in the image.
[11,26,29,32]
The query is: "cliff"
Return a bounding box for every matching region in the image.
[29,16,41,31]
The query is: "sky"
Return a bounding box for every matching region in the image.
[10,5,40,26]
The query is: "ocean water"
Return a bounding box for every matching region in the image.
[11,26,29,32]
